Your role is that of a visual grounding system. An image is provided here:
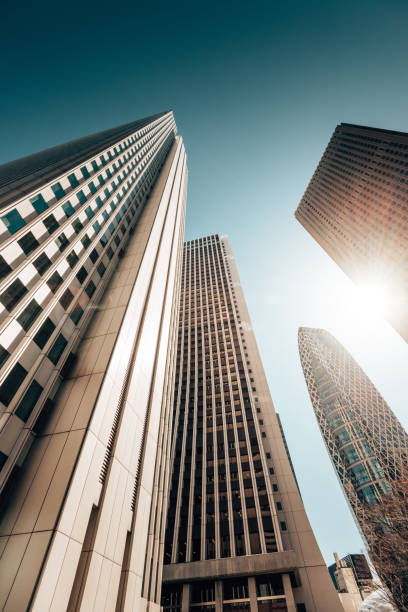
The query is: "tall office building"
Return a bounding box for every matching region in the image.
[295,123,408,342]
[298,327,408,543]
[161,236,342,612]
[0,110,187,611]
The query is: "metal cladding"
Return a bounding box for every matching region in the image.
[0,111,187,611]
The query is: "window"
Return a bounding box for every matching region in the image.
[33,252,52,276]
[16,380,43,421]
[81,234,91,249]
[89,248,99,264]
[70,305,84,325]
[0,345,10,369]
[266,452,271,459]
[67,250,79,268]
[48,333,68,365]
[17,299,42,331]
[0,362,27,406]
[280,521,287,531]
[76,267,87,283]
[269,467,274,475]
[43,214,59,234]
[81,166,90,179]
[68,173,79,188]
[47,271,63,293]
[1,209,26,234]
[55,233,69,252]
[85,280,96,297]
[0,279,28,311]
[85,206,94,220]
[59,288,74,309]
[297,605,307,612]
[95,196,103,209]
[272,484,278,492]
[62,200,75,217]
[77,190,87,205]
[100,233,108,247]
[33,317,55,349]
[276,501,282,511]
[18,231,39,255]
[92,220,101,234]
[30,194,48,214]
[0,256,11,282]
[97,262,106,277]
[72,218,83,234]
[88,181,97,195]
[51,182,65,200]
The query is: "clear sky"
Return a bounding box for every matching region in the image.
[1,0,408,564]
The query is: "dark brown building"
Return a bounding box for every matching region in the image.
[161,235,342,612]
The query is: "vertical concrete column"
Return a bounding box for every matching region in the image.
[215,580,223,612]
[248,576,258,611]
[181,583,190,612]
[282,574,296,612]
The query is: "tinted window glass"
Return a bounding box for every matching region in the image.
[17,299,42,331]
[1,209,26,234]
[0,363,27,406]
[33,252,52,275]
[0,255,12,281]
[47,271,63,293]
[0,279,28,311]
[55,233,69,252]
[70,305,84,325]
[43,214,59,234]
[18,231,39,255]
[51,182,65,200]
[30,194,48,214]
[48,333,68,365]
[16,380,43,421]
[33,317,56,349]
[62,200,75,217]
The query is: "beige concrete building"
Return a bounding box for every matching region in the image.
[161,235,342,612]
[295,123,408,342]
[0,111,187,610]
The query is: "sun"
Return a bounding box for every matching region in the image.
[353,279,398,322]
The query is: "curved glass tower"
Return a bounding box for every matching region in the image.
[298,327,408,541]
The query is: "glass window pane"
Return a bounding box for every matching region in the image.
[51,182,65,200]
[0,362,27,406]
[33,317,56,349]
[1,209,26,234]
[30,194,48,214]
[33,252,52,276]
[0,279,28,311]
[15,380,43,421]
[17,299,42,331]
[62,200,75,217]
[17,231,39,255]
[48,333,68,365]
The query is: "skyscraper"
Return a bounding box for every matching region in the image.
[298,327,408,543]
[295,123,408,342]
[0,111,187,611]
[161,236,342,612]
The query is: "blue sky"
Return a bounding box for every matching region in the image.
[1,0,408,563]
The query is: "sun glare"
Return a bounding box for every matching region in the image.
[354,280,395,319]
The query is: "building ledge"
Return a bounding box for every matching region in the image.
[162,551,298,583]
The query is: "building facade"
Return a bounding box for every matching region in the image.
[298,327,408,544]
[0,111,187,611]
[161,236,342,612]
[295,123,408,342]
[328,553,372,596]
